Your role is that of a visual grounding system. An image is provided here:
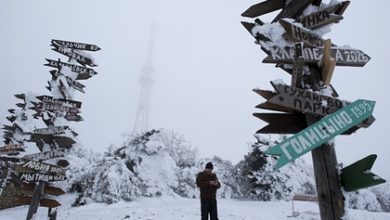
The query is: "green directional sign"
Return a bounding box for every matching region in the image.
[265,99,375,169]
[341,154,386,192]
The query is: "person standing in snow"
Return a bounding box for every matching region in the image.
[196,162,221,220]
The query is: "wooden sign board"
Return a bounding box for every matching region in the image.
[272,0,313,22]
[280,19,326,47]
[340,154,386,192]
[51,39,101,51]
[263,46,370,67]
[16,160,65,174]
[28,134,76,148]
[253,113,307,134]
[298,1,350,29]
[15,195,61,208]
[241,0,285,18]
[45,59,97,79]
[265,99,375,169]
[51,44,97,67]
[30,102,80,115]
[32,126,68,136]
[36,95,82,109]
[0,144,24,152]
[65,76,85,93]
[18,182,65,196]
[268,81,349,116]
[23,150,65,161]
[19,172,66,182]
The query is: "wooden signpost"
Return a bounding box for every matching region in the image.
[263,46,370,67]
[241,1,385,219]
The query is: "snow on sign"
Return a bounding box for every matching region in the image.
[298,1,350,29]
[44,58,97,79]
[16,160,65,174]
[265,99,375,169]
[280,19,326,47]
[263,46,370,67]
[51,44,97,67]
[51,39,101,52]
[23,150,65,161]
[265,80,349,116]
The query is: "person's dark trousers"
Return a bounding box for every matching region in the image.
[201,198,218,220]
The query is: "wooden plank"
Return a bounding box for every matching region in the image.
[272,0,313,22]
[298,1,350,29]
[19,173,66,182]
[51,39,101,51]
[262,46,370,67]
[321,39,336,85]
[241,0,285,18]
[253,113,307,134]
[23,150,65,161]
[280,19,326,47]
[16,160,66,174]
[25,182,45,219]
[293,194,318,201]
[51,44,97,67]
[35,95,82,109]
[18,182,65,196]
[44,58,97,79]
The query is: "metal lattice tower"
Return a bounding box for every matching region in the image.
[132,26,155,134]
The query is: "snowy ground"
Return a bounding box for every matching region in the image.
[0,194,389,220]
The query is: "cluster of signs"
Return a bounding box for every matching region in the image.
[241,0,385,192]
[0,39,100,213]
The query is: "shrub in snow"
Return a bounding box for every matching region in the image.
[234,134,315,201]
[346,183,390,212]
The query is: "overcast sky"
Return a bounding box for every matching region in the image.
[1,0,389,180]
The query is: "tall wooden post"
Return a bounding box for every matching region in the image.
[26,182,45,220]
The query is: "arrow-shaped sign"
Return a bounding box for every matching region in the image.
[263,45,370,67]
[51,44,97,67]
[241,0,285,18]
[16,160,66,174]
[44,58,97,79]
[19,172,67,182]
[265,99,375,169]
[51,39,101,51]
[35,95,82,108]
[23,149,65,161]
[280,19,327,47]
[340,154,386,192]
[298,1,350,29]
[15,195,61,208]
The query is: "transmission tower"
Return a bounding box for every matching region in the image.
[132,26,155,134]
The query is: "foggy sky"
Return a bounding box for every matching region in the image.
[1,0,389,180]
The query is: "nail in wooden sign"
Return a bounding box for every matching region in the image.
[51,39,101,52]
[265,99,375,169]
[263,46,370,67]
[45,59,97,79]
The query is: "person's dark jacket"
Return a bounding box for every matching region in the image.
[196,171,221,199]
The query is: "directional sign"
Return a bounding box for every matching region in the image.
[265,99,375,169]
[19,172,66,182]
[241,0,285,18]
[33,126,68,136]
[298,1,350,29]
[51,44,97,67]
[65,76,85,93]
[16,160,65,174]
[30,102,80,114]
[15,195,61,208]
[23,150,65,161]
[51,39,101,51]
[0,144,24,153]
[272,0,313,22]
[36,95,82,109]
[253,113,307,134]
[28,134,76,148]
[280,19,326,47]
[45,59,97,79]
[340,154,386,192]
[263,46,370,67]
[17,182,65,196]
[267,81,349,115]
